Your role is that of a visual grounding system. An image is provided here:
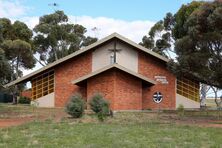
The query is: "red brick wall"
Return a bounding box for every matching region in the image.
[87,69,142,110]
[138,52,176,110]
[87,70,115,109]
[114,70,142,110]
[20,89,32,98]
[54,52,92,107]
[53,48,176,110]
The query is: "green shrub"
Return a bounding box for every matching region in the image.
[177,104,184,117]
[18,96,31,104]
[65,94,85,118]
[89,93,110,121]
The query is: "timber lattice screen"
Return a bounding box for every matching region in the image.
[177,78,200,102]
[31,70,54,100]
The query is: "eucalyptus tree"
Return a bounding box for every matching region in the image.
[0,18,36,103]
[0,18,36,80]
[33,10,97,64]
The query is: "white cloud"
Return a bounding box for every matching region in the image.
[19,15,155,43]
[0,0,29,18]
[20,16,39,29]
[69,16,155,43]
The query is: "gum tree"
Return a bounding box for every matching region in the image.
[33,10,97,64]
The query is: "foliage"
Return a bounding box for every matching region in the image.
[0,18,35,102]
[18,96,31,104]
[140,1,204,59]
[0,49,11,86]
[140,18,172,58]
[0,18,36,82]
[33,10,97,64]
[89,93,110,121]
[65,94,85,118]
[168,1,222,89]
[172,1,203,39]
[1,39,35,77]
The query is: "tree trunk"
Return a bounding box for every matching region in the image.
[211,86,222,110]
[12,85,18,104]
[12,60,20,104]
[200,84,207,107]
[53,47,58,61]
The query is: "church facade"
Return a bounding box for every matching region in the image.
[5,33,200,110]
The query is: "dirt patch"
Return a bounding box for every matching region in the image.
[0,116,34,128]
[179,119,222,128]
[159,115,222,128]
[0,106,66,128]
[0,105,222,128]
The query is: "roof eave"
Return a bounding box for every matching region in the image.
[72,64,157,85]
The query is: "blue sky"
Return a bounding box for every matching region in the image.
[22,0,191,21]
[0,0,194,41]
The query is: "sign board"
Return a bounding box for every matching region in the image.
[154,76,168,84]
[153,92,163,103]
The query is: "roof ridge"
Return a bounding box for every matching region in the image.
[4,33,167,87]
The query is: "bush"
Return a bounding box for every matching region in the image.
[18,96,31,104]
[89,93,110,121]
[65,94,85,118]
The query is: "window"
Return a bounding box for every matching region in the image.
[31,70,54,100]
[177,78,199,102]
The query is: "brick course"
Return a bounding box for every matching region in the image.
[138,51,176,110]
[54,51,92,107]
[20,89,32,98]
[114,70,142,110]
[87,69,115,109]
[87,69,142,110]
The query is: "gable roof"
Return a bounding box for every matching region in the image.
[72,64,156,85]
[4,32,168,87]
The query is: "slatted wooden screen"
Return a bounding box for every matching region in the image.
[177,78,200,102]
[31,70,54,100]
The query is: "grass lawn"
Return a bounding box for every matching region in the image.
[0,120,222,148]
[0,104,222,148]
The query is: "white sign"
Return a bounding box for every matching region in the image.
[154,75,168,84]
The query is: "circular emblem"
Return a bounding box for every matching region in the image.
[153,92,163,103]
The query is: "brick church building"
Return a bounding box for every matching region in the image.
[5,33,200,110]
